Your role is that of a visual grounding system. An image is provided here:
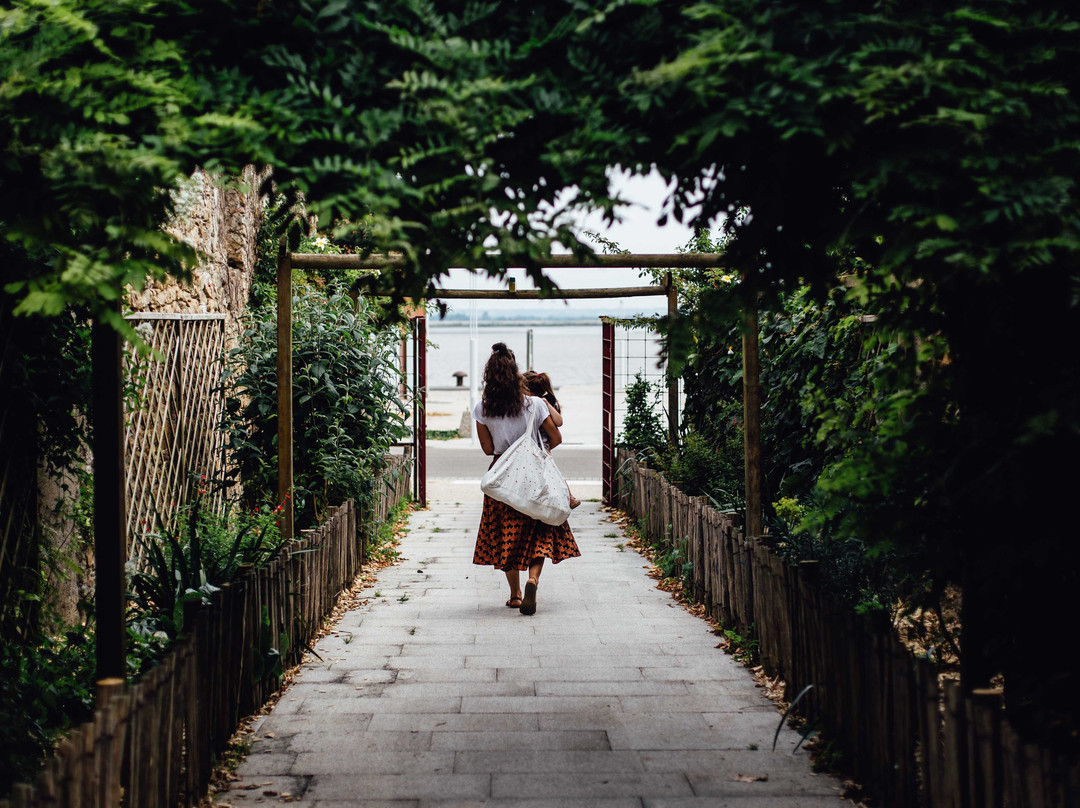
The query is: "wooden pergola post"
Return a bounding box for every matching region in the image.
[666,273,679,446]
[92,300,126,688]
[276,240,294,540]
[414,314,427,507]
[742,306,762,539]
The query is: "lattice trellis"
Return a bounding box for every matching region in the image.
[124,314,227,556]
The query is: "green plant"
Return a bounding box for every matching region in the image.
[618,373,666,463]
[186,494,288,586]
[0,627,96,791]
[720,625,759,666]
[364,497,413,564]
[660,420,743,510]
[250,196,379,309]
[810,739,846,775]
[126,514,220,642]
[252,606,289,682]
[222,286,409,529]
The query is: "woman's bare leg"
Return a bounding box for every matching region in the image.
[528,557,544,586]
[503,568,523,606]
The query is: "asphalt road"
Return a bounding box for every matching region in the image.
[426,444,601,481]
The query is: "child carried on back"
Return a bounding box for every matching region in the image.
[523,370,581,510]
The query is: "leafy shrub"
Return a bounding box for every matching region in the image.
[656,537,694,597]
[222,287,408,529]
[127,493,285,645]
[618,373,666,462]
[660,410,744,510]
[0,629,96,792]
[250,196,377,309]
[765,493,914,615]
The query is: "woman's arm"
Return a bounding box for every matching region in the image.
[546,406,564,427]
[476,422,495,455]
[540,416,562,451]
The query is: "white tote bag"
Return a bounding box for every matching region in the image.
[480,399,572,526]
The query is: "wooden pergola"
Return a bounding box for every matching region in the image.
[274,249,761,539]
[91,248,763,686]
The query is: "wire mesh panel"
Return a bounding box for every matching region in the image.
[124,314,227,556]
[607,317,680,442]
[395,316,424,503]
[601,316,684,502]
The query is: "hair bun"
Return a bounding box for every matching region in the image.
[492,342,510,355]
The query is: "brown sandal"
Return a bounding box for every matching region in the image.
[506,596,522,608]
[519,581,537,615]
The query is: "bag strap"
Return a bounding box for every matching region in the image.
[524,397,538,444]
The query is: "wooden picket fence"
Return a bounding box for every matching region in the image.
[614,449,1079,808]
[1,451,411,808]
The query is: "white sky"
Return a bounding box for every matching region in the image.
[433,169,719,315]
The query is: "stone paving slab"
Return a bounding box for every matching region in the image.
[215,486,851,807]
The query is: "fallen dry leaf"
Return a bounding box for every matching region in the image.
[238,781,273,790]
[734,774,769,783]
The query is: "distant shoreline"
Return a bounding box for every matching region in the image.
[429,320,605,328]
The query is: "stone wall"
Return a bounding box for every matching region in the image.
[126,165,265,331]
[35,167,268,624]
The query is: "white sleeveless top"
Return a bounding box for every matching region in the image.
[472,395,551,454]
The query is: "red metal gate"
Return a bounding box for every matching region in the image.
[602,320,615,504]
[412,314,427,506]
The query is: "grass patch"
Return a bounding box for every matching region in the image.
[426,429,460,441]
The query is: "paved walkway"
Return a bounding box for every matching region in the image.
[216,482,847,807]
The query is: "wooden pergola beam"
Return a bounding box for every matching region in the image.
[276,241,294,539]
[273,251,761,549]
[289,252,723,270]
[426,285,665,300]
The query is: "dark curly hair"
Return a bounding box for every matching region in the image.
[481,343,527,418]
[523,370,560,413]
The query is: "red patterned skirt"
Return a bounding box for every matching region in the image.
[473,495,580,571]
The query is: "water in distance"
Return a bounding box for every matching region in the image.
[425,322,664,389]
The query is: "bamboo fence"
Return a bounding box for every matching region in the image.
[614,448,1079,808]
[1,451,411,808]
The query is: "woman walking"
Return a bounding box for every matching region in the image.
[472,343,580,615]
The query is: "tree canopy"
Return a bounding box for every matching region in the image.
[4,0,1080,736]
